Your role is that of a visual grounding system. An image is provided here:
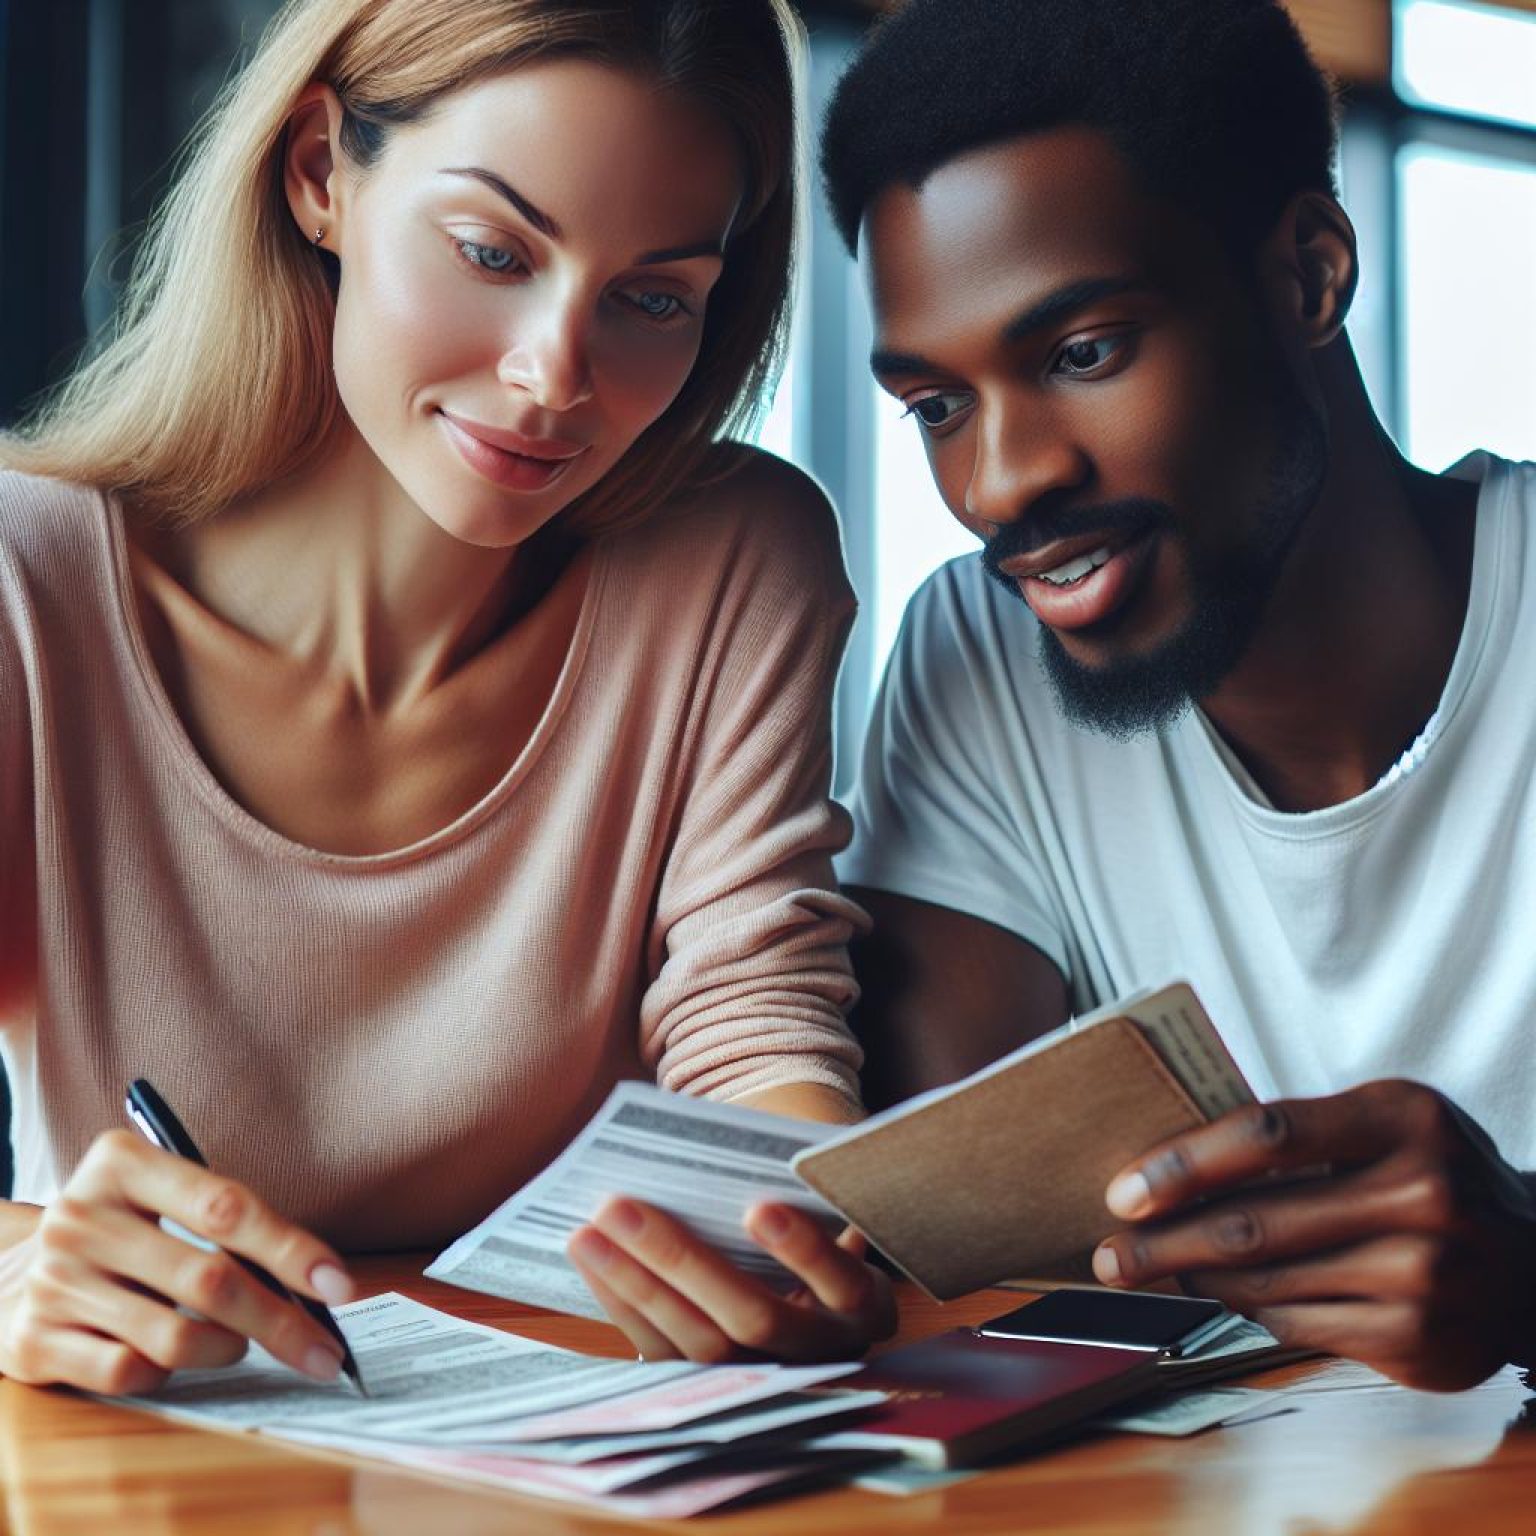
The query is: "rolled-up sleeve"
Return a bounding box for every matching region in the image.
[638,471,868,1106]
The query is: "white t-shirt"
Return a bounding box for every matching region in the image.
[839,453,1536,1170]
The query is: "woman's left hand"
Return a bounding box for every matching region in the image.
[566,1197,896,1362]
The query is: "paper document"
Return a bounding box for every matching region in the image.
[122,1293,685,1436]
[1100,1386,1287,1436]
[115,1293,875,1517]
[427,1082,844,1316]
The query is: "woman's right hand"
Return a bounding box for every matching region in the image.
[0,1129,355,1395]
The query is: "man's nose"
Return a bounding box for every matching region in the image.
[965,399,1090,533]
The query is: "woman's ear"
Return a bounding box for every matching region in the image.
[1260,190,1359,349]
[283,84,348,251]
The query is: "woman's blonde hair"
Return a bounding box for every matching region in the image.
[0,0,802,536]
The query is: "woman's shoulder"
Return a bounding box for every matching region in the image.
[0,469,109,576]
[614,443,849,597]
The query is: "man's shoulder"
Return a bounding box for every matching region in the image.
[891,549,1056,713]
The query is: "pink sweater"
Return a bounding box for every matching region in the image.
[0,470,865,1250]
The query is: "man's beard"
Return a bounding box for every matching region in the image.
[981,384,1328,739]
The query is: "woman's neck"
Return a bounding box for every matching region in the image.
[152,427,530,713]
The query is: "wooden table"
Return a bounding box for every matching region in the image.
[2,1254,1533,1535]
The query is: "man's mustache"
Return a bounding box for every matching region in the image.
[981,499,1173,581]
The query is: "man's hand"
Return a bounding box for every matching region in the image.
[1090,1080,1536,1391]
[566,1198,896,1363]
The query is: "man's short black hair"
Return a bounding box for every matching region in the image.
[821,0,1339,255]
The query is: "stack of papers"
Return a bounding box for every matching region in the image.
[118,1294,886,1518]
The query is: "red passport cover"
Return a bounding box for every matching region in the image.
[816,1329,1157,1469]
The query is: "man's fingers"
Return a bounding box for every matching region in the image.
[567,1223,739,1363]
[71,1131,354,1307]
[1234,1300,1498,1391]
[1093,1170,1449,1287]
[1178,1235,1456,1311]
[1104,1082,1443,1219]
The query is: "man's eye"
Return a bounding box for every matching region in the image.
[454,239,519,274]
[1055,336,1121,375]
[903,392,970,431]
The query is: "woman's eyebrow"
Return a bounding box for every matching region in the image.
[438,167,724,267]
[440,166,561,238]
[634,240,725,266]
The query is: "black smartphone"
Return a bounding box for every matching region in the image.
[976,1290,1229,1355]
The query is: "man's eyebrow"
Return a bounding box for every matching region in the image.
[440,167,561,240]
[870,346,940,381]
[871,277,1148,380]
[1002,277,1145,343]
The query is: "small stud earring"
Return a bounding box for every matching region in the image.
[313,227,326,246]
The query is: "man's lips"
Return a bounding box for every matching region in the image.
[1004,526,1162,633]
[996,526,1147,585]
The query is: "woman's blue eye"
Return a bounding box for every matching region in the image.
[456,239,518,274]
[629,292,684,322]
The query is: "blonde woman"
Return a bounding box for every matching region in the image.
[0,0,893,1394]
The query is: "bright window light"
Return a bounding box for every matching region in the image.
[1396,0,1536,130]
[871,388,981,684]
[753,357,796,463]
[1399,144,1536,469]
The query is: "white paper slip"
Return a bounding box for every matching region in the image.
[853,1463,982,1497]
[1179,1314,1281,1364]
[276,1429,716,1495]
[333,1440,879,1519]
[117,1294,689,1438]
[377,1388,890,1463]
[1099,1386,1284,1437]
[501,1360,864,1442]
[427,1081,845,1318]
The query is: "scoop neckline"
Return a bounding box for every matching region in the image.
[100,491,606,869]
[1187,453,1508,841]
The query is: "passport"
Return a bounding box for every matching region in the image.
[813,1329,1159,1469]
[792,980,1255,1295]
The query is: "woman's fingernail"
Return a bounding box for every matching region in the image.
[573,1229,618,1270]
[308,1263,353,1306]
[1106,1170,1152,1219]
[752,1206,792,1241]
[1092,1245,1122,1285]
[303,1346,342,1382]
[601,1200,644,1237]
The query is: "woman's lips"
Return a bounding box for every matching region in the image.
[1008,527,1161,632]
[437,411,586,493]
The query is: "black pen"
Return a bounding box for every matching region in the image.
[123,1078,367,1396]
